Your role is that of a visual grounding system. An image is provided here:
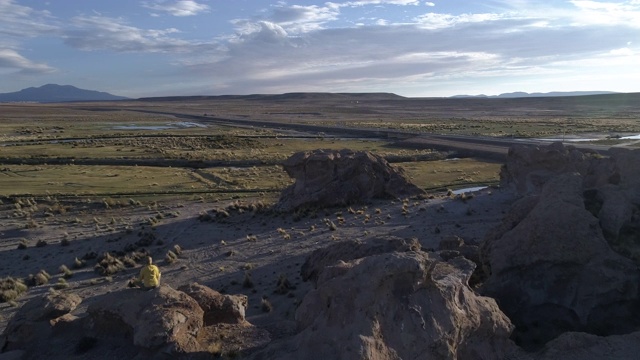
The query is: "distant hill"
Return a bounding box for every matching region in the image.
[137,92,405,102]
[451,91,619,99]
[0,84,129,103]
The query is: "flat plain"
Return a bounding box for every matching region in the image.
[1,92,639,358]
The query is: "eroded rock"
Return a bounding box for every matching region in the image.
[177,282,248,325]
[275,149,424,211]
[252,250,518,360]
[481,173,640,349]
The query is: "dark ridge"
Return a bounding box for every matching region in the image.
[0,84,129,103]
[136,92,406,102]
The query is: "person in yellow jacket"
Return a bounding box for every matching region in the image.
[135,256,161,289]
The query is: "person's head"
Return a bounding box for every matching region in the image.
[146,256,153,265]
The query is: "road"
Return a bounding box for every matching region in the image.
[129,109,616,162]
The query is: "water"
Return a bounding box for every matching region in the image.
[452,186,488,195]
[112,122,207,130]
[620,134,640,140]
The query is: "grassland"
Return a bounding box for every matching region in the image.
[13,93,636,200]
[0,101,506,200]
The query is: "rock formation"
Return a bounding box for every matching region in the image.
[483,171,640,349]
[251,243,518,360]
[85,285,204,355]
[177,282,248,325]
[1,290,81,353]
[275,149,424,211]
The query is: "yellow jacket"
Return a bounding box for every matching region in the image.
[139,264,161,288]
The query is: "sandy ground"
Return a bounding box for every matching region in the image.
[0,187,517,353]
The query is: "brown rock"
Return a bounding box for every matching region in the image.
[177,283,248,325]
[300,236,420,284]
[251,251,518,360]
[275,149,424,211]
[481,173,640,349]
[2,290,81,352]
[85,285,203,355]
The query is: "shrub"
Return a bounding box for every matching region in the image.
[73,257,87,269]
[165,250,178,264]
[26,270,51,286]
[275,274,293,294]
[261,298,273,312]
[36,240,47,247]
[54,278,69,289]
[17,238,28,249]
[243,271,254,288]
[0,277,28,303]
[61,238,71,246]
[59,264,73,279]
[94,252,125,276]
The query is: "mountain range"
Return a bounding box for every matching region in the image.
[0,84,128,103]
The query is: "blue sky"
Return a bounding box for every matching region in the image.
[1,0,639,97]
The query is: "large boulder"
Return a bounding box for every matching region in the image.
[84,285,203,356]
[251,251,518,360]
[275,149,424,211]
[500,142,616,195]
[481,173,640,349]
[300,236,420,284]
[177,283,248,325]
[2,290,82,352]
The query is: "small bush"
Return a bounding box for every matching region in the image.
[73,257,87,269]
[165,250,178,264]
[243,271,254,288]
[61,238,71,246]
[54,278,69,289]
[275,274,294,294]
[17,238,28,250]
[261,298,273,312]
[36,240,47,247]
[59,264,73,279]
[26,270,51,286]
[0,277,28,303]
[94,252,125,276]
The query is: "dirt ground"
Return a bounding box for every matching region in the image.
[0,186,517,356]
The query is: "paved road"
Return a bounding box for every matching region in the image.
[129,109,617,162]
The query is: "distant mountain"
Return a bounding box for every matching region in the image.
[451,91,619,99]
[137,92,405,102]
[0,84,129,103]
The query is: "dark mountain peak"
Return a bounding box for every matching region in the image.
[0,84,129,103]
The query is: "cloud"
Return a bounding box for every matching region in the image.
[63,16,200,53]
[0,0,58,37]
[0,49,56,74]
[143,0,209,17]
[175,0,640,95]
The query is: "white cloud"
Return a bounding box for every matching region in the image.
[425,2,435,6]
[0,49,56,74]
[63,16,197,53]
[0,0,58,37]
[143,0,209,17]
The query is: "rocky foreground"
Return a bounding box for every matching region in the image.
[2,145,640,359]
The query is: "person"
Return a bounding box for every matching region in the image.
[131,256,161,289]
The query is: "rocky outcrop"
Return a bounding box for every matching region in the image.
[481,173,640,349]
[85,285,203,355]
[501,143,640,262]
[275,149,424,211]
[1,290,82,353]
[177,282,248,325]
[300,236,420,284]
[251,250,518,360]
[499,142,616,195]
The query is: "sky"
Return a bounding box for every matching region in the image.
[1,0,640,98]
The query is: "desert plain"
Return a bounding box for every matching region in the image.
[1,93,640,359]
